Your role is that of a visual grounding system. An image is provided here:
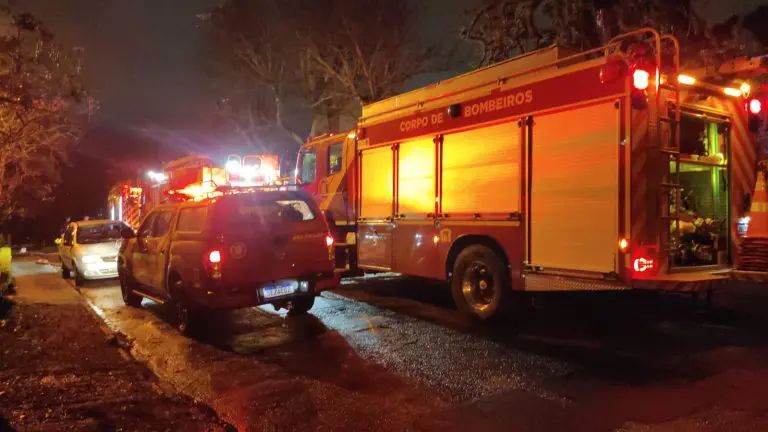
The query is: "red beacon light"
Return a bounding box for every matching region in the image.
[632,69,651,91]
[208,250,222,264]
[747,96,764,132]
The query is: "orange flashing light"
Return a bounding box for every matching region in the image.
[619,238,629,253]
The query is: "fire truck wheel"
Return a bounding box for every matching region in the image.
[451,245,511,320]
[119,272,142,308]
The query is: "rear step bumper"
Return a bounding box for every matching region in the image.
[632,273,729,292]
[731,270,768,284]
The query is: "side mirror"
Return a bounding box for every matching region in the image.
[121,227,136,239]
[55,238,63,246]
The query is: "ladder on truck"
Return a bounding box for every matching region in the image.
[657,35,683,267]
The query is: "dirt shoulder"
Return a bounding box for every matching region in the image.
[0,260,231,431]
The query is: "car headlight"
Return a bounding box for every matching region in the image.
[81,255,100,264]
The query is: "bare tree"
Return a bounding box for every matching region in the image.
[463,0,763,69]
[0,7,91,221]
[205,0,443,138]
[300,0,441,105]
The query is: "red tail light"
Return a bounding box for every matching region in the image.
[208,249,222,264]
[325,234,334,248]
[632,257,655,273]
[748,98,762,115]
[630,245,659,278]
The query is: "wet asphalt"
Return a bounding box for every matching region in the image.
[21,259,768,431]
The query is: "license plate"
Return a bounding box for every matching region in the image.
[261,280,299,299]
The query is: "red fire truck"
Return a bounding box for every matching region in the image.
[108,153,282,227]
[297,28,768,319]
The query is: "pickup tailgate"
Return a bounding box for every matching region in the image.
[214,193,333,287]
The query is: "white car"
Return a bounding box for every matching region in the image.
[58,220,129,284]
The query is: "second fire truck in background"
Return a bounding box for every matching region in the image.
[108,153,282,228]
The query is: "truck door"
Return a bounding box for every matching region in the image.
[148,210,175,293]
[131,213,157,288]
[357,145,394,271]
[318,139,352,225]
[527,101,621,275]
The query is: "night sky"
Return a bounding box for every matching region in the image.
[20,0,762,134]
[19,0,469,133]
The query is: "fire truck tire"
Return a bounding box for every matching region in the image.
[119,271,142,308]
[451,245,511,321]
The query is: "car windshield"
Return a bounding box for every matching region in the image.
[77,223,127,244]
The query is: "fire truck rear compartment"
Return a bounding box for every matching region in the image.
[668,111,731,269]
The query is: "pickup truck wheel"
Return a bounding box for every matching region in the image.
[176,301,191,335]
[451,245,510,321]
[170,278,197,336]
[61,263,71,279]
[287,296,315,316]
[119,271,142,308]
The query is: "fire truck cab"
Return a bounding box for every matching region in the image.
[299,28,765,319]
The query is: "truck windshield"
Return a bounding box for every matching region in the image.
[77,223,127,244]
[299,149,316,184]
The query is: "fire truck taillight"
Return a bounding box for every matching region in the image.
[630,245,659,278]
[748,98,762,115]
[632,257,655,273]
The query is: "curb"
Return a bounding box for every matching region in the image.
[65,281,187,398]
[65,280,135,363]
